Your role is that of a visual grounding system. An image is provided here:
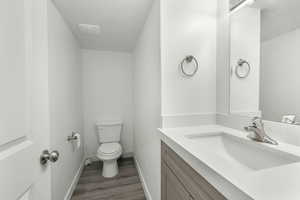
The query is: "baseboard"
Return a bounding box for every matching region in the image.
[122,152,134,158]
[134,157,152,200]
[64,159,85,200]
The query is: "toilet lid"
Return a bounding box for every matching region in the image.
[98,143,121,155]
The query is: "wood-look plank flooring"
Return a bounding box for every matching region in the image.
[71,158,146,200]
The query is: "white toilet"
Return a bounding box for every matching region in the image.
[96,120,123,178]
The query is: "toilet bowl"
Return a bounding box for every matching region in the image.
[96,120,123,178]
[97,142,122,178]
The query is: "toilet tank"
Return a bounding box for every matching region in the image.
[96,120,122,144]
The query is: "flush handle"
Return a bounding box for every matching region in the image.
[40,150,60,165]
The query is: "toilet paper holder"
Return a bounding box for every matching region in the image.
[67,132,79,142]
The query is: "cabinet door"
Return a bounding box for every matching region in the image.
[165,143,227,200]
[162,162,167,200]
[166,167,192,200]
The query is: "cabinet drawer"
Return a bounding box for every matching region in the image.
[163,143,227,200]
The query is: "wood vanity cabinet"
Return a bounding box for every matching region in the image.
[161,142,227,200]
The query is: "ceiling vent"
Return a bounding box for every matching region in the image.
[78,24,101,35]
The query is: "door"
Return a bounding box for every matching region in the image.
[0,0,55,199]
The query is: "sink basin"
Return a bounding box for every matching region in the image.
[185,132,300,172]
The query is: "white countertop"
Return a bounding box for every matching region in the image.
[158,125,300,200]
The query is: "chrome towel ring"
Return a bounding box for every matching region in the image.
[235,59,250,79]
[180,55,199,77]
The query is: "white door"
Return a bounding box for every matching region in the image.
[0,0,55,199]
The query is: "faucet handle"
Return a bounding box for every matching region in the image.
[251,117,263,127]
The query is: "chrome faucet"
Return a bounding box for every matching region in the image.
[244,117,278,145]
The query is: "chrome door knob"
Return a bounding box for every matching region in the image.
[40,150,60,165]
[49,150,59,162]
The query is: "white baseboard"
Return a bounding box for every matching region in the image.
[64,159,85,200]
[134,157,152,200]
[122,152,134,158]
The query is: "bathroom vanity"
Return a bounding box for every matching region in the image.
[159,125,300,200]
[161,141,226,200]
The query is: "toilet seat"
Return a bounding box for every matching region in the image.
[97,143,122,160]
[99,143,121,154]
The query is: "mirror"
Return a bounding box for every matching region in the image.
[229,0,300,125]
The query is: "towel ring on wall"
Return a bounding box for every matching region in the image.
[180,55,199,77]
[235,59,251,79]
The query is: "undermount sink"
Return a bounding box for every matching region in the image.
[185,132,300,172]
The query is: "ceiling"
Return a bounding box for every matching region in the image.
[53,0,153,52]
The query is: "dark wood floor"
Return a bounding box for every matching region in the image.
[71,157,146,200]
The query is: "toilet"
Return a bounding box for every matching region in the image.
[96,120,123,178]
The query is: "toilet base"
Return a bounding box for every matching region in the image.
[102,159,119,178]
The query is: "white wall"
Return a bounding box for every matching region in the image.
[261,28,300,122]
[230,7,261,116]
[82,50,134,158]
[133,0,161,199]
[161,0,217,127]
[216,0,230,114]
[47,1,84,200]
